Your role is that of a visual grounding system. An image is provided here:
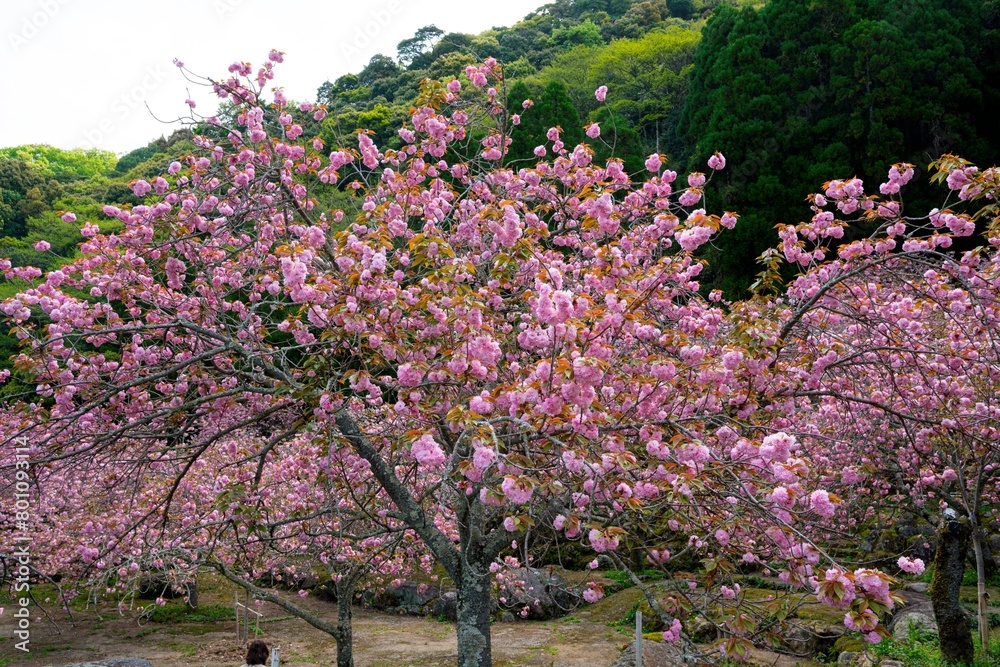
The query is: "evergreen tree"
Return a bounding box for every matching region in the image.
[506,80,583,164]
[506,80,542,164]
[536,80,584,148]
[680,0,1000,297]
[589,106,645,174]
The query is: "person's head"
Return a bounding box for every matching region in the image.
[246,640,269,666]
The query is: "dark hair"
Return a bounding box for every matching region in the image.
[246,640,269,666]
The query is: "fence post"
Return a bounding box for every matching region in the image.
[271,646,280,667]
[636,610,643,667]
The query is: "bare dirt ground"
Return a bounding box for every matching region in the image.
[1,607,633,667]
[1,573,632,667]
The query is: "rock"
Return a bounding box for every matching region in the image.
[312,581,337,602]
[880,661,905,667]
[49,660,153,667]
[910,537,937,563]
[635,599,664,632]
[373,580,446,615]
[890,611,938,642]
[135,573,196,607]
[499,611,517,623]
[903,581,929,594]
[431,591,458,621]
[609,639,685,667]
[832,635,865,654]
[784,624,816,655]
[497,567,579,620]
[687,615,716,642]
[837,653,873,667]
[784,620,846,656]
[837,653,857,667]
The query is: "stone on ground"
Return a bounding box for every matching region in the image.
[609,639,685,667]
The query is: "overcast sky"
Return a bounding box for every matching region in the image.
[1,0,545,154]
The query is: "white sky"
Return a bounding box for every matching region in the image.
[1,0,545,155]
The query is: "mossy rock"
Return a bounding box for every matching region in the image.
[795,601,853,624]
[739,587,785,601]
[832,635,865,653]
[636,599,664,632]
[578,586,644,622]
[641,631,664,642]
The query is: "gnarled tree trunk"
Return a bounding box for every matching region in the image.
[455,563,493,667]
[929,513,974,665]
[335,591,354,667]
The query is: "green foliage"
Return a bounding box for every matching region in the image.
[397,25,445,67]
[506,80,583,165]
[589,107,646,173]
[667,0,696,20]
[0,157,62,237]
[968,612,1000,630]
[115,145,160,175]
[603,0,674,40]
[0,145,116,182]
[551,19,606,49]
[604,568,667,589]
[0,136,173,378]
[358,54,400,88]
[528,26,699,157]
[143,603,236,623]
[428,51,478,81]
[308,0,701,178]
[357,104,394,135]
[871,627,1000,667]
[738,575,787,591]
[680,0,1000,297]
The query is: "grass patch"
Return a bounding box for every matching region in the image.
[871,625,1000,667]
[919,565,1000,589]
[144,603,235,623]
[603,568,667,589]
[968,611,1000,630]
[737,575,789,591]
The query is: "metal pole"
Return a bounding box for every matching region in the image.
[636,610,643,667]
[271,646,280,667]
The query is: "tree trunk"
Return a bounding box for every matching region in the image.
[930,514,974,665]
[336,593,354,667]
[185,581,198,609]
[971,522,990,655]
[455,565,492,667]
[209,561,357,667]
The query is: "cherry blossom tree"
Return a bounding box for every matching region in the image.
[738,157,1000,661]
[0,52,967,666]
[0,404,428,667]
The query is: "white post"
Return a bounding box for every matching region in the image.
[271,646,280,667]
[636,610,643,667]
